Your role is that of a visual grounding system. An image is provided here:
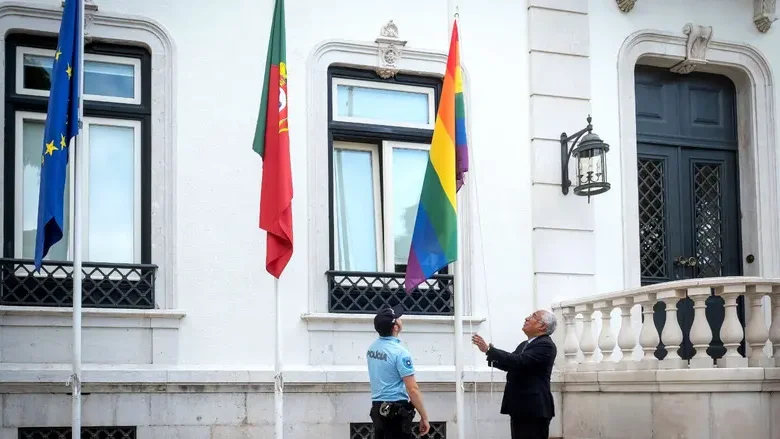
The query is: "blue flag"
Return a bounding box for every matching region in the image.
[34,0,82,271]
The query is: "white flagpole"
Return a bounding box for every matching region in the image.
[448,3,466,438]
[71,0,86,438]
[274,277,284,438]
[454,205,466,439]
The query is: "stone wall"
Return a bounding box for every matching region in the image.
[558,367,780,439]
[0,384,564,439]
[562,391,780,439]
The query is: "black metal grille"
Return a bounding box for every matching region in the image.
[328,271,453,315]
[350,422,446,439]
[638,158,667,279]
[693,163,723,277]
[18,427,136,439]
[1,258,156,308]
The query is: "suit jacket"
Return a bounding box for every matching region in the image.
[485,334,556,419]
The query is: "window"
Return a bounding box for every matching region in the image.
[327,67,453,316]
[333,140,430,273]
[4,34,150,264]
[1,34,153,309]
[329,68,444,274]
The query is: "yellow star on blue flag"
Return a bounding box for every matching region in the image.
[34,0,82,271]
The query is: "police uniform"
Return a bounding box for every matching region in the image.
[367,304,417,439]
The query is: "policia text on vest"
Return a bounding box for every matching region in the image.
[367,304,430,438]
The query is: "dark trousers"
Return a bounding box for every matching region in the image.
[510,416,551,439]
[370,401,415,439]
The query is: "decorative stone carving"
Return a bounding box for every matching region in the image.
[375,20,407,79]
[754,0,777,33]
[669,23,713,74]
[616,0,637,12]
[84,0,98,41]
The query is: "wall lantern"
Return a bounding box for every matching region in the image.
[560,115,611,202]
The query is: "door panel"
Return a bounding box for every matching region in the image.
[635,65,743,364]
[640,145,742,361]
[637,145,681,285]
[679,149,742,278]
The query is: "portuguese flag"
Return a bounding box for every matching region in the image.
[253,0,293,279]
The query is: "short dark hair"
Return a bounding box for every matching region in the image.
[377,326,394,337]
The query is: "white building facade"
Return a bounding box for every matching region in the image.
[1,0,779,438]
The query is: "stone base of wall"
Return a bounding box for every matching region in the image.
[562,391,780,439]
[0,388,564,439]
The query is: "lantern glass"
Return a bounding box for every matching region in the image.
[577,148,605,186]
[572,133,610,197]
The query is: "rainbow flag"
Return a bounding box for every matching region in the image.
[404,21,468,291]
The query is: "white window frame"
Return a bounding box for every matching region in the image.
[332,141,384,272]
[82,117,143,264]
[380,140,430,273]
[331,77,436,130]
[332,139,452,282]
[15,46,142,105]
[13,111,143,264]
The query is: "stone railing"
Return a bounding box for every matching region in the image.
[551,277,780,370]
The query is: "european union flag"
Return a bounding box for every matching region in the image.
[34,0,82,271]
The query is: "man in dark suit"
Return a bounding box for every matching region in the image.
[471,310,557,439]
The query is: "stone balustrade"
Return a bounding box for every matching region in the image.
[551,277,780,370]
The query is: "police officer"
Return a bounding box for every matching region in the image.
[367,304,430,439]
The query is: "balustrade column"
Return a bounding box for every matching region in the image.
[613,297,637,370]
[745,284,773,367]
[716,284,748,368]
[687,287,714,369]
[635,293,659,369]
[561,306,579,370]
[767,286,780,367]
[575,304,597,371]
[594,300,616,370]
[658,289,687,369]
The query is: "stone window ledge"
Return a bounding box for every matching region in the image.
[2,365,777,393]
[0,306,186,329]
[301,312,486,334]
[0,364,508,388]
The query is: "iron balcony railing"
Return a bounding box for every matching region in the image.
[327,270,454,315]
[351,422,446,439]
[0,258,157,309]
[18,427,137,439]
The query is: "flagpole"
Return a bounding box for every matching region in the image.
[274,277,284,438]
[71,0,86,438]
[447,4,466,438]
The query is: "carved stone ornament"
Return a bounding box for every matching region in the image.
[670,23,713,75]
[84,0,98,41]
[375,20,407,79]
[616,0,637,13]
[754,0,777,33]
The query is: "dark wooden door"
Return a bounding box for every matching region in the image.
[634,65,744,361]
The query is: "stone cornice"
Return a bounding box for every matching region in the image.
[2,365,777,394]
[616,0,777,34]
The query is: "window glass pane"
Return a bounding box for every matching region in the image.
[23,54,135,99]
[84,61,135,99]
[336,84,429,125]
[21,119,70,260]
[22,55,52,91]
[333,147,378,271]
[392,148,428,266]
[88,124,136,263]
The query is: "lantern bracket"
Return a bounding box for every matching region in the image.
[560,115,594,195]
